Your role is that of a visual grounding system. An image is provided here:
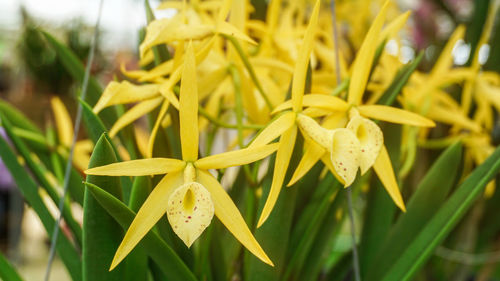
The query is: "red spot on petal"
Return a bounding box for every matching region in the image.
[188,216,192,219]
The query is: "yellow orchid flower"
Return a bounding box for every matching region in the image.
[265,1,435,215]
[245,0,322,228]
[85,42,276,269]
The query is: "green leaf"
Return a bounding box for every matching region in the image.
[0,121,82,281]
[0,100,40,134]
[245,136,303,281]
[80,98,108,144]
[1,114,83,246]
[84,182,198,281]
[375,144,500,281]
[359,123,402,276]
[124,176,151,281]
[282,166,341,281]
[0,251,24,281]
[377,51,424,106]
[297,179,346,281]
[83,134,125,281]
[41,31,117,127]
[367,142,463,280]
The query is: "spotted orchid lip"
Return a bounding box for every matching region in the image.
[167,182,214,248]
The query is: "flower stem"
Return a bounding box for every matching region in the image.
[224,34,274,110]
[331,0,361,280]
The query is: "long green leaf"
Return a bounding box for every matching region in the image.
[84,182,198,281]
[124,176,151,281]
[0,122,82,281]
[359,123,401,276]
[282,164,339,281]
[367,142,463,279]
[245,136,303,281]
[83,134,125,281]
[377,144,500,281]
[0,251,24,281]
[1,114,83,246]
[80,99,108,145]
[297,180,346,281]
[0,100,40,134]
[41,31,117,127]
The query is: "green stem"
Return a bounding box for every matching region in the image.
[198,107,264,130]
[229,64,257,184]
[223,34,274,110]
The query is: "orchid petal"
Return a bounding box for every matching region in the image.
[346,116,383,174]
[195,143,279,170]
[84,158,185,176]
[50,96,73,147]
[94,81,160,113]
[110,172,184,270]
[330,128,361,187]
[373,146,406,211]
[288,141,325,186]
[109,97,163,138]
[348,1,388,105]
[257,125,297,227]
[197,170,274,266]
[358,105,436,127]
[291,0,320,112]
[249,111,295,148]
[272,94,348,114]
[167,182,214,248]
[180,41,199,162]
[147,100,170,158]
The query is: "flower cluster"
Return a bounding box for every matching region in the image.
[83,0,499,269]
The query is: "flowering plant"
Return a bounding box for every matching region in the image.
[1,0,500,280]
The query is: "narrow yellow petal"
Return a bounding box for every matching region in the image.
[426,106,481,133]
[288,141,325,186]
[346,116,383,174]
[330,128,361,187]
[197,170,274,266]
[140,37,216,83]
[139,19,212,58]
[257,125,297,227]
[348,1,389,105]
[217,0,232,23]
[272,94,349,114]
[180,41,199,161]
[217,21,257,45]
[147,100,170,158]
[50,96,73,147]
[358,105,436,127]
[291,0,320,112]
[431,25,465,77]
[296,113,333,150]
[372,146,406,211]
[249,111,295,148]
[198,67,229,101]
[167,182,214,248]
[110,172,184,270]
[134,126,149,158]
[109,97,163,138]
[195,143,279,170]
[84,158,185,176]
[379,11,411,43]
[73,140,93,171]
[320,153,346,185]
[94,81,160,113]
